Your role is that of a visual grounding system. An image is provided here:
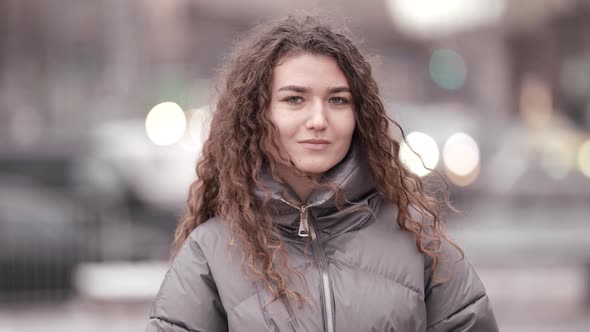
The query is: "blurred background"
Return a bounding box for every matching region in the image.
[1,0,589,331]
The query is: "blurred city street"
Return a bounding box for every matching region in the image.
[1,266,590,332]
[2,201,589,331]
[1,0,590,331]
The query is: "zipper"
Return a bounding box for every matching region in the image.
[278,197,335,332]
[307,217,335,332]
[298,207,309,237]
[278,197,326,238]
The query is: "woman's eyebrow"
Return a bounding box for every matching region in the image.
[277,85,350,93]
[328,86,351,94]
[277,85,310,93]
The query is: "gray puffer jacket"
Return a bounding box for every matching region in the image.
[146,144,499,332]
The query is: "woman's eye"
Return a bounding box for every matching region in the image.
[283,96,304,104]
[329,96,350,105]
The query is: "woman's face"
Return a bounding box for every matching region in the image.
[268,53,356,175]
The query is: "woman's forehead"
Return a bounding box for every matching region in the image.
[271,53,349,91]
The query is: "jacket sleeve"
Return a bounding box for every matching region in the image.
[146,235,227,332]
[424,239,499,332]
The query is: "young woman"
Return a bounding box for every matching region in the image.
[146,16,498,332]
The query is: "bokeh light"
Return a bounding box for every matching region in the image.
[577,139,590,179]
[385,0,506,37]
[443,132,480,176]
[188,106,213,143]
[145,102,186,146]
[446,163,480,187]
[540,138,574,180]
[429,49,467,90]
[400,131,439,177]
[178,106,213,153]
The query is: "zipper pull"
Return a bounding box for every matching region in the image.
[298,206,309,237]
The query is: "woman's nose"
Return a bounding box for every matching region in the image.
[305,101,328,130]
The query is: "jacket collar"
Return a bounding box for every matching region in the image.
[253,140,379,239]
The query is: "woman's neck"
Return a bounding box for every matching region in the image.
[277,166,321,204]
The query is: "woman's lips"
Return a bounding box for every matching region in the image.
[299,139,331,150]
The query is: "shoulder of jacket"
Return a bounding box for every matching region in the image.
[188,216,229,249]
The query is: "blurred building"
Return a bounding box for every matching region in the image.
[0,0,589,330]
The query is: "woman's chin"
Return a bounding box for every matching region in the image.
[294,164,332,176]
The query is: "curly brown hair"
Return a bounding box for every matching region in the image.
[172,15,462,308]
